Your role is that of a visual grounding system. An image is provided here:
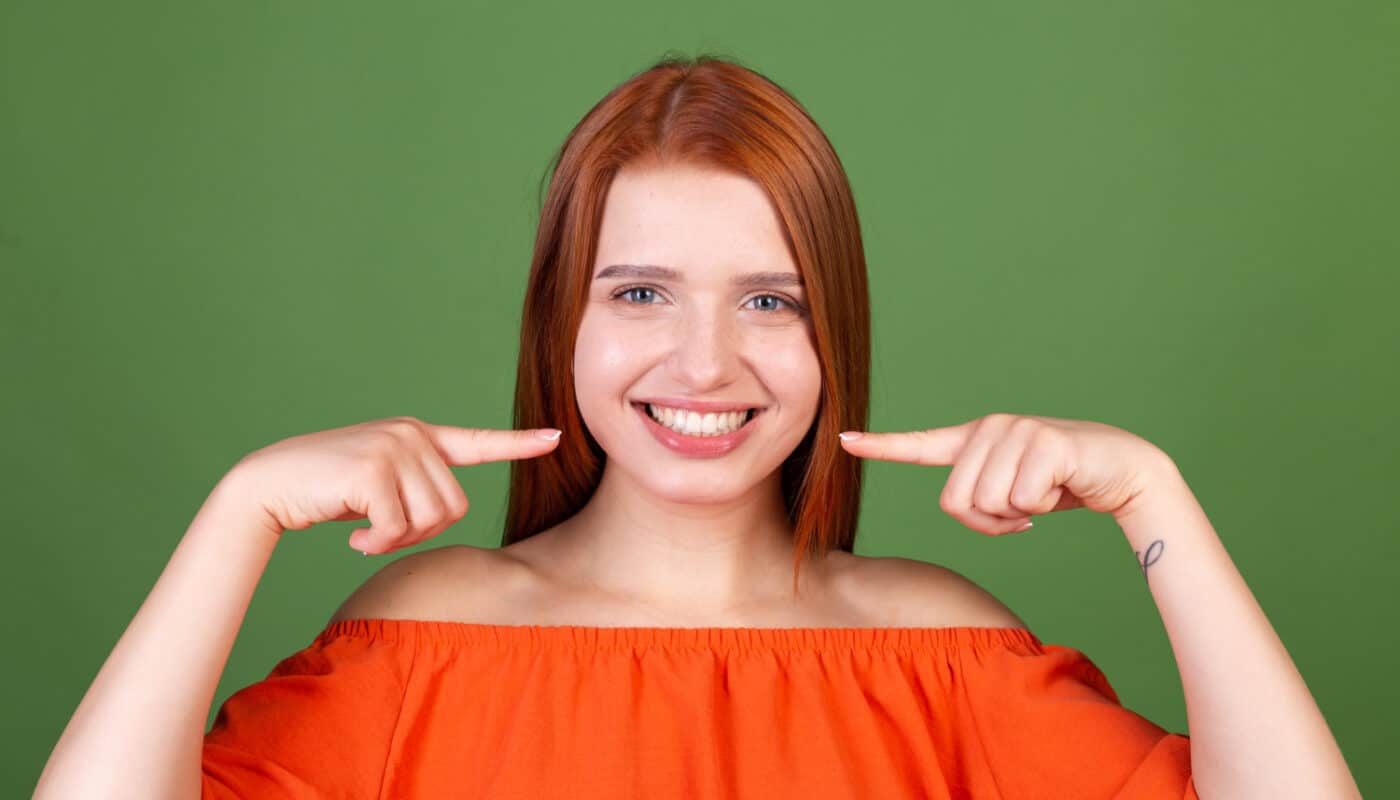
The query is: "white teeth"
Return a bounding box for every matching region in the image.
[646,404,753,437]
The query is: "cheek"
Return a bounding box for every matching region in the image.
[765,338,822,412]
[574,331,629,387]
[572,315,647,420]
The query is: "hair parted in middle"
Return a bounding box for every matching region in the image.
[503,52,872,593]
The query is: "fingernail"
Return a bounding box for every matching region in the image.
[536,428,562,440]
[1013,520,1034,533]
[839,432,863,441]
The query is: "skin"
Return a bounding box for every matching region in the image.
[323,162,1021,632]
[323,159,1361,792]
[38,162,1356,796]
[489,161,1362,793]
[202,152,989,630]
[497,161,855,624]
[44,151,1356,797]
[839,419,1361,795]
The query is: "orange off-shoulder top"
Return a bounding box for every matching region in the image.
[201,619,1196,799]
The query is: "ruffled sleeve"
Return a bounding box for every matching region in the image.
[201,621,416,799]
[951,633,1198,799]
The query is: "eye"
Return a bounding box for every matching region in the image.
[611,285,665,305]
[608,285,807,316]
[744,293,803,314]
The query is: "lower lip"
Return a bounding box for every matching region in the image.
[633,403,762,458]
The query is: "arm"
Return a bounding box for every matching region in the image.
[838,413,1362,797]
[34,471,282,800]
[1118,455,1361,799]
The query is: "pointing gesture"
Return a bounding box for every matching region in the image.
[838,413,1177,536]
[225,416,563,554]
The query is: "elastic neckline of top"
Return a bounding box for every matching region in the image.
[316,617,1045,653]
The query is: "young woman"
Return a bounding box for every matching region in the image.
[37,55,1358,798]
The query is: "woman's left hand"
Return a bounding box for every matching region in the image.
[837,413,1177,536]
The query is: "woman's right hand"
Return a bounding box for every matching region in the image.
[223,416,562,554]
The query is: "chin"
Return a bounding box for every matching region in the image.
[633,468,757,505]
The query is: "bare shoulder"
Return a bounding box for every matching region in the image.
[326,544,525,626]
[830,552,1030,630]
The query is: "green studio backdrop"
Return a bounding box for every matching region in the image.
[3,1,1396,796]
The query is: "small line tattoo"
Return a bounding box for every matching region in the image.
[1135,539,1165,584]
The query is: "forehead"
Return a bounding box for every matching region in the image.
[593,164,794,275]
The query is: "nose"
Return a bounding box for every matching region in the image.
[667,304,741,391]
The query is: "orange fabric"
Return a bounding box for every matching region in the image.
[202,619,1197,799]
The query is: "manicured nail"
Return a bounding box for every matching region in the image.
[839,431,863,441]
[536,428,562,440]
[1013,520,1034,533]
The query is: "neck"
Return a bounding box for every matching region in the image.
[548,460,823,616]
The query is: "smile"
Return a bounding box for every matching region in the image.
[630,401,765,458]
[643,403,757,437]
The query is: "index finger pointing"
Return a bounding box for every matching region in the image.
[422,425,562,467]
[837,425,973,466]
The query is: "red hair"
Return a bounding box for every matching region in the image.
[502,53,871,594]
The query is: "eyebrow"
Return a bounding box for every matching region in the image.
[594,263,804,289]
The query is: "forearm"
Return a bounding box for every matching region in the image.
[1116,457,1360,799]
[35,472,282,800]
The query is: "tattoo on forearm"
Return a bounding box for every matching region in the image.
[1135,539,1165,584]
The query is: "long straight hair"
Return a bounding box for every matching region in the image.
[502,53,871,593]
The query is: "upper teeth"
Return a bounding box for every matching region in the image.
[646,404,752,437]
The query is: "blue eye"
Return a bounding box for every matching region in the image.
[615,286,661,304]
[610,285,805,315]
[746,294,795,312]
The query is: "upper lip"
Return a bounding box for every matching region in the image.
[635,397,765,413]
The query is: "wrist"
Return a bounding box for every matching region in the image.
[202,467,285,543]
[1113,450,1192,532]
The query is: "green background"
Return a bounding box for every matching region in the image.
[4,1,1395,795]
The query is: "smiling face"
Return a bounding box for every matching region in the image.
[573,161,822,505]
